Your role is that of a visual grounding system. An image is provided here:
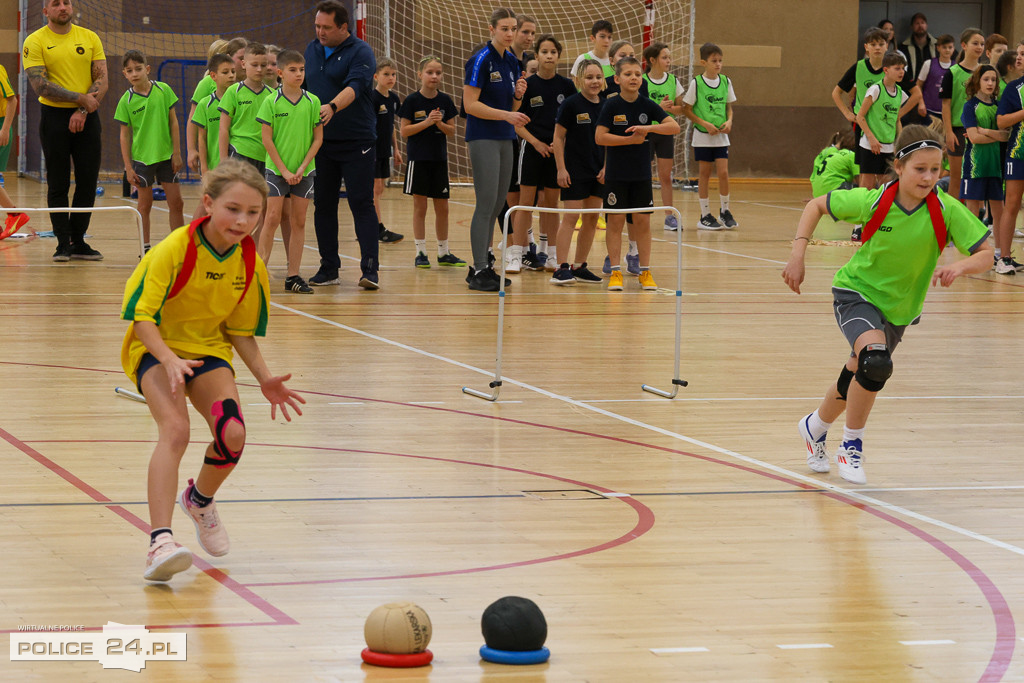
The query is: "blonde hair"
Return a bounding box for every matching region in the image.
[574,58,607,91]
[203,158,268,202]
[206,39,229,59]
[418,55,442,71]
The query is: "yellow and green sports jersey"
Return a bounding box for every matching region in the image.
[114,81,179,165]
[0,65,13,117]
[120,223,270,384]
[255,88,322,176]
[192,91,223,169]
[22,24,105,107]
[826,184,989,325]
[218,81,272,159]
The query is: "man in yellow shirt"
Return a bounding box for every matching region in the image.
[23,0,108,261]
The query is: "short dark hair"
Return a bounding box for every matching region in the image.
[315,0,348,28]
[591,20,613,36]
[277,49,304,69]
[699,42,722,60]
[997,51,1017,79]
[643,42,668,72]
[863,27,888,45]
[882,50,906,68]
[534,34,562,56]
[614,55,640,76]
[122,50,147,68]
[936,34,955,47]
[244,42,267,57]
[207,53,233,72]
[911,12,927,24]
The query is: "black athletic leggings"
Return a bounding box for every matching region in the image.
[39,105,101,246]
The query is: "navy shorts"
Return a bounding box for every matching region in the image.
[947,127,967,158]
[604,179,653,226]
[517,141,557,189]
[648,132,675,160]
[375,157,392,179]
[560,176,604,202]
[694,146,728,162]
[961,176,1004,202]
[403,159,450,198]
[1006,158,1024,181]
[136,353,234,393]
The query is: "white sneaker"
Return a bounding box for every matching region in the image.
[798,414,829,473]
[506,252,522,274]
[144,534,192,582]
[835,440,866,484]
[994,257,1016,275]
[1015,228,1024,239]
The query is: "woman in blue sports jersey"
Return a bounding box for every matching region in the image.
[462,7,529,291]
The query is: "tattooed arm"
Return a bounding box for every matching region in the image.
[87,59,108,105]
[25,65,87,107]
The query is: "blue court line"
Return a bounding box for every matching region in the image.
[1,489,824,508]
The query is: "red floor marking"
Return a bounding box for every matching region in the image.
[0,426,296,629]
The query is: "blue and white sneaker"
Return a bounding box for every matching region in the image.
[625,253,640,276]
[663,215,680,231]
[798,414,829,473]
[602,255,612,274]
[836,439,866,484]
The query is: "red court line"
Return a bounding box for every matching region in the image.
[0,426,297,629]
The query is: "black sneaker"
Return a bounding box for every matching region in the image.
[467,267,500,291]
[522,250,544,271]
[485,266,511,287]
[572,263,602,283]
[698,213,724,231]
[309,267,341,286]
[719,210,738,229]
[284,275,313,293]
[378,227,404,243]
[487,250,496,267]
[358,272,380,290]
[850,227,863,242]
[550,264,576,285]
[415,252,431,268]
[52,245,72,262]
[70,242,103,260]
[437,252,466,267]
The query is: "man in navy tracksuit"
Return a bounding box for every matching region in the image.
[304,0,384,289]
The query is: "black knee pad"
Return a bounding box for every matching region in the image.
[205,398,245,468]
[855,343,893,392]
[836,366,855,400]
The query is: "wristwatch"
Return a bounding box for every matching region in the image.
[329,102,338,112]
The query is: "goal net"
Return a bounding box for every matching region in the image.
[361,0,696,184]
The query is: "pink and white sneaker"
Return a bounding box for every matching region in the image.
[178,479,230,556]
[144,533,192,582]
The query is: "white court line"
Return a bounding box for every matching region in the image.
[408,401,446,405]
[581,395,1024,403]
[650,647,709,654]
[678,243,787,265]
[327,402,364,406]
[777,643,833,650]
[900,640,956,646]
[736,199,806,212]
[271,301,1024,559]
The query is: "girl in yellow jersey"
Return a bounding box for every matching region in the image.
[121,159,305,582]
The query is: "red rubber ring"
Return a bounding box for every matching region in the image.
[360,648,434,667]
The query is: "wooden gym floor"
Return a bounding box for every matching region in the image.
[2,176,1023,681]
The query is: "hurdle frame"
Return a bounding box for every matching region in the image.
[5,205,146,257]
[462,204,688,402]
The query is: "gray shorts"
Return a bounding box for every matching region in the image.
[265,170,315,199]
[832,287,912,353]
[229,146,266,175]
[132,159,179,187]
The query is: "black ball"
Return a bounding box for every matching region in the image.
[481,596,547,651]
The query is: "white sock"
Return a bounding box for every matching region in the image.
[995,247,1002,259]
[699,197,710,215]
[806,410,830,441]
[511,244,523,259]
[539,235,548,253]
[415,239,427,255]
[627,241,638,256]
[720,194,730,212]
[437,239,449,256]
[547,245,556,263]
[528,228,535,245]
[842,425,865,445]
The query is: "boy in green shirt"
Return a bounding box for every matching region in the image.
[784,125,992,485]
[218,42,271,173]
[855,51,909,189]
[114,50,184,248]
[255,50,323,294]
[192,54,235,177]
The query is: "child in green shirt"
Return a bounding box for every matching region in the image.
[192,54,235,177]
[218,42,271,172]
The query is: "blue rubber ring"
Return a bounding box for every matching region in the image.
[479,645,550,665]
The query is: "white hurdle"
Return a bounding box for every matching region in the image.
[6,205,146,257]
[462,204,688,402]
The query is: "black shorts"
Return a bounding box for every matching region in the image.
[858,147,893,175]
[693,146,729,162]
[517,140,557,189]
[403,159,450,199]
[229,146,266,175]
[947,126,967,158]
[560,175,604,202]
[508,140,521,192]
[375,157,392,179]
[136,352,234,393]
[648,132,675,160]
[604,179,654,217]
[132,159,179,187]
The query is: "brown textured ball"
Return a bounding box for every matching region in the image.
[364,602,432,654]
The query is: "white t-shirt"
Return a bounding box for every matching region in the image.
[682,75,737,147]
[858,83,909,153]
[571,51,610,77]
[916,59,952,83]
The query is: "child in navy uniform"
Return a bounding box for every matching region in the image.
[370,58,404,244]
